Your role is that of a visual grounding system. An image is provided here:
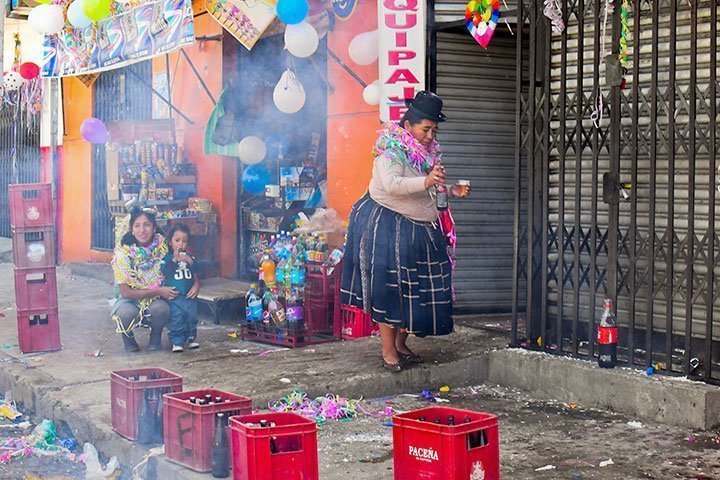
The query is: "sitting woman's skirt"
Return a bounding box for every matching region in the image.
[340,194,453,337]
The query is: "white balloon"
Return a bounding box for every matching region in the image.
[67,0,92,29]
[3,72,24,92]
[284,22,319,58]
[237,136,267,166]
[273,69,306,114]
[362,80,380,105]
[348,29,379,66]
[28,4,66,35]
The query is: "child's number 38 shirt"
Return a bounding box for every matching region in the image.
[162,253,195,296]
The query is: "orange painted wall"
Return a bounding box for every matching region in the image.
[60,76,112,264]
[326,0,380,220]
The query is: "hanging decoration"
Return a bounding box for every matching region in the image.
[591,0,615,129]
[42,0,195,78]
[543,0,565,34]
[206,0,277,51]
[273,68,306,114]
[27,4,65,35]
[18,63,40,80]
[284,22,319,58]
[237,136,267,165]
[80,117,109,144]
[242,163,272,195]
[3,72,24,92]
[362,80,380,106]
[464,0,500,49]
[618,0,629,71]
[276,0,309,25]
[2,35,43,126]
[348,29,378,66]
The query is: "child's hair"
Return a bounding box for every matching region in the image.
[166,223,191,243]
[121,206,159,246]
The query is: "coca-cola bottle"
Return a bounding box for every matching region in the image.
[597,298,618,368]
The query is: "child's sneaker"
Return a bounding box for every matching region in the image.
[186,339,200,349]
[171,344,184,353]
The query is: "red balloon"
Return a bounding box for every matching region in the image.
[19,62,40,80]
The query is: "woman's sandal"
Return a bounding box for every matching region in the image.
[398,352,424,364]
[382,359,403,372]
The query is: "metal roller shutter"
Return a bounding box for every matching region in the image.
[435,31,524,312]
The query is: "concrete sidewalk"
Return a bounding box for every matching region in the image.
[0,261,718,479]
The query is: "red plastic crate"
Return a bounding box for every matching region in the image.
[12,227,56,269]
[393,406,499,480]
[14,267,58,311]
[163,389,252,472]
[230,412,319,480]
[338,304,378,340]
[304,262,341,303]
[9,183,53,229]
[16,307,61,354]
[110,368,183,441]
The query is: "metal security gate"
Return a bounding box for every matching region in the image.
[0,106,40,238]
[433,30,526,312]
[513,0,720,384]
[92,61,152,250]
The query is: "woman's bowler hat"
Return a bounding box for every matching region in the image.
[405,91,447,123]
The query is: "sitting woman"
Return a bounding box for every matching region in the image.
[111,207,178,351]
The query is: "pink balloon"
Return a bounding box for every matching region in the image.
[80,117,108,144]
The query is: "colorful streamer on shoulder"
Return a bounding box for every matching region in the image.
[465,0,500,49]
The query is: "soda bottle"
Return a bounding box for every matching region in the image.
[597,298,618,368]
[137,389,154,445]
[324,248,344,275]
[435,183,449,210]
[291,255,306,291]
[152,387,164,444]
[245,287,263,323]
[260,250,277,288]
[286,288,304,330]
[268,292,287,326]
[211,413,229,478]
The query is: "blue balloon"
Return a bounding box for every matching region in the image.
[276,0,309,25]
[242,164,272,195]
[264,134,291,160]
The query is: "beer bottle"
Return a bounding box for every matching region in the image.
[211,413,229,478]
[137,389,154,445]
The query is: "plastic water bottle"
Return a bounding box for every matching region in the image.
[245,286,262,323]
[324,248,344,275]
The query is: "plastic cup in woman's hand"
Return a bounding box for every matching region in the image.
[455,180,470,197]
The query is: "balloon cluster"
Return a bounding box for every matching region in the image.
[28,0,112,35]
[347,30,381,106]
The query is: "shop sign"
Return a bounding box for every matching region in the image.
[332,0,357,20]
[41,0,195,78]
[378,0,426,123]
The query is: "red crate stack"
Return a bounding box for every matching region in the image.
[392,406,500,480]
[230,412,319,480]
[110,368,183,441]
[338,304,379,340]
[163,389,252,472]
[9,183,60,354]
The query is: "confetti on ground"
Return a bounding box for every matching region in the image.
[599,458,614,467]
[535,464,556,471]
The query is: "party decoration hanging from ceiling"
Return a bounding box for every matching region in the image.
[18,63,40,80]
[237,136,267,165]
[362,80,380,106]
[42,0,195,77]
[464,0,500,49]
[348,29,378,66]
[273,68,306,114]
[276,0,309,25]
[618,0,629,71]
[242,163,272,195]
[543,0,565,34]
[28,4,65,35]
[80,117,109,144]
[3,72,24,92]
[284,22,319,58]
[206,0,277,51]
[67,0,93,29]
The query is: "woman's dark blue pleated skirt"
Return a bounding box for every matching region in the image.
[340,194,453,337]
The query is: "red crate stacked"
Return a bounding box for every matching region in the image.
[338,304,379,340]
[9,183,60,354]
[163,389,252,472]
[230,412,319,480]
[393,406,500,480]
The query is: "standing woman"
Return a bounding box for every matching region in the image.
[341,91,469,372]
[111,207,178,351]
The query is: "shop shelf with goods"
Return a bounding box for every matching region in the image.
[105,120,219,277]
